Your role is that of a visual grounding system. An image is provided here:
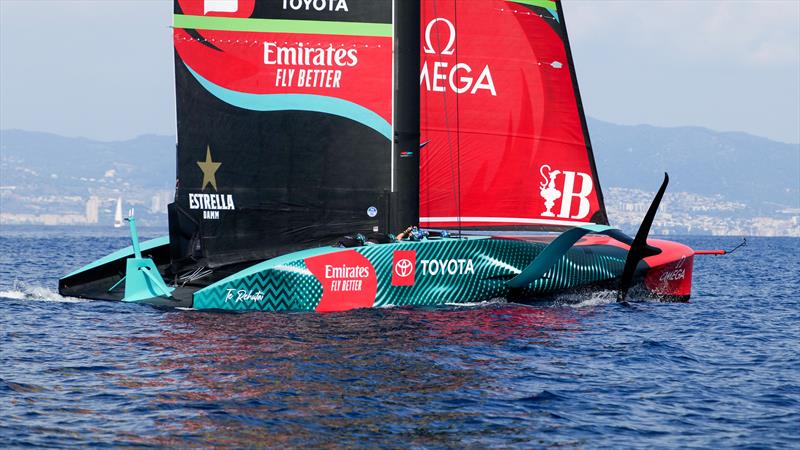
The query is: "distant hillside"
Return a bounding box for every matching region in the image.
[589,119,800,213]
[0,130,175,194]
[3,122,797,209]
[1,123,798,231]
[1,130,175,226]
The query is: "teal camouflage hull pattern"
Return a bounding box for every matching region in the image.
[193,237,628,312]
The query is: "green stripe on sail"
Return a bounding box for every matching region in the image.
[509,0,558,10]
[173,14,392,37]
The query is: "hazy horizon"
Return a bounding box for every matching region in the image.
[3,115,799,146]
[1,0,799,144]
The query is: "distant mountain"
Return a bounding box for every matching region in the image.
[0,130,175,193]
[588,119,800,213]
[1,130,175,226]
[1,122,798,229]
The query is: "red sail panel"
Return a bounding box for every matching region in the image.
[173,27,392,122]
[174,0,393,125]
[420,0,607,229]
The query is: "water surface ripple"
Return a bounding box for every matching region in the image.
[1,228,798,448]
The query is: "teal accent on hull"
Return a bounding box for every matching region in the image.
[208,246,346,284]
[191,237,627,312]
[185,65,392,140]
[62,236,170,279]
[508,225,628,288]
[192,246,345,311]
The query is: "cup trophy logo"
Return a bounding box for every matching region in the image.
[539,164,562,217]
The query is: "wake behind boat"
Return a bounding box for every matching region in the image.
[59,0,698,311]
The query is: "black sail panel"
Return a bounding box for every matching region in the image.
[170,0,394,268]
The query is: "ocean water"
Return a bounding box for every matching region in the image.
[1,227,798,448]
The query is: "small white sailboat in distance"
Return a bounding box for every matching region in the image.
[113,197,123,228]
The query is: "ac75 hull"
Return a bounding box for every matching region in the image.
[59,235,693,311]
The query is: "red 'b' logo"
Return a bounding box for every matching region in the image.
[392,250,416,286]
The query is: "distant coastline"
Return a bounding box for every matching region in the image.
[2,122,798,236]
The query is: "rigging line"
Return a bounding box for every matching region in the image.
[431,0,461,233]
[454,0,462,237]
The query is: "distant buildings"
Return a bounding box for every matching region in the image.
[149,190,173,215]
[606,187,800,237]
[85,196,100,223]
[1,185,173,228]
[2,177,797,236]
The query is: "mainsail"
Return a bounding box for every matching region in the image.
[170,0,397,268]
[419,0,608,230]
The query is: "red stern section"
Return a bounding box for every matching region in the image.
[643,239,695,299]
[305,250,377,312]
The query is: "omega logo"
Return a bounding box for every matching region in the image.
[420,17,497,96]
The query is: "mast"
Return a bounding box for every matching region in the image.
[389,0,421,233]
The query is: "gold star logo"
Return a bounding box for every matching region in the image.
[196,146,221,191]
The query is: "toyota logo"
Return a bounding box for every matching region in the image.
[394,259,414,278]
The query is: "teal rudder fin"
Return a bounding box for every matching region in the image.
[120,210,175,303]
[123,258,175,302]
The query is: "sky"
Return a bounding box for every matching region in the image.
[1,0,798,144]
